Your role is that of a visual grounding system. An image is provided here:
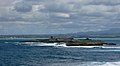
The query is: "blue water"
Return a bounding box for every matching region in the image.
[0,38,120,66]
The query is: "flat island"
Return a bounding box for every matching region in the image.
[22,36,116,46]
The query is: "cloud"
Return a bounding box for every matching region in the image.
[49,13,70,19]
[88,0,120,5]
[14,2,32,12]
[40,2,74,13]
[0,0,120,34]
[0,0,15,6]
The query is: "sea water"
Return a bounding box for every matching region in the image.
[0,38,120,66]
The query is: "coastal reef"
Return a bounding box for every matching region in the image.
[22,36,116,46]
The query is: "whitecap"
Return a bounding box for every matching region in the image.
[49,62,120,66]
[18,42,67,47]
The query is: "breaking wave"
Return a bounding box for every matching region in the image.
[17,42,66,47]
[49,62,120,66]
[16,42,120,49]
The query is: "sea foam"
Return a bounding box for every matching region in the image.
[49,62,120,66]
[17,42,120,49]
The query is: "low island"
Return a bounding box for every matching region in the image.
[22,36,116,46]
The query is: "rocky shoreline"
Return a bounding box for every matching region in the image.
[22,37,116,46]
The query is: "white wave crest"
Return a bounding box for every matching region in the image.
[18,42,66,47]
[102,46,120,49]
[64,46,120,49]
[17,42,120,49]
[64,46,102,48]
[100,62,120,66]
[49,62,120,66]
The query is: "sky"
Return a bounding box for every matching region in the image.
[0,0,120,35]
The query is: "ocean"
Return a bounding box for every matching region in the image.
[0,38,120,66]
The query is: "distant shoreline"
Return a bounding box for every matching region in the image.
[0,36,120,38]
[0,34,120,38]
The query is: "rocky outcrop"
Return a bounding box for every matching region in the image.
[22,37,116,46]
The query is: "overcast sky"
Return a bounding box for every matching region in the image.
[0,0,120,35]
